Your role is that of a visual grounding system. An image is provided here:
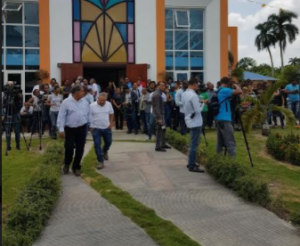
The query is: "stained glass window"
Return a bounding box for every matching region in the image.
[72,0,135,64]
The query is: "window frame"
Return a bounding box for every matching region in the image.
[175,10,190,28]
[2,2,22,11]
[165,8,204,81]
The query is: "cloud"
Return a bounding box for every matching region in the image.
[229,0,300,67]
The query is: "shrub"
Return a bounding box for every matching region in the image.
[291,212,300,226]
[166,129,271,206]
[206,155,270,206]
[2,143,63,246]
[266,133,300,166]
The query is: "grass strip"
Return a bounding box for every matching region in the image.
[81,150,202,246]
[2,142,64,246]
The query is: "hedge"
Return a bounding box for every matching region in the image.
[166,129,271,206]
[2,143,64,246]
[266,133,300,166]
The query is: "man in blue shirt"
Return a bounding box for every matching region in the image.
[284,80,299,123]
[57,85,90,177]
[215,77,243,156]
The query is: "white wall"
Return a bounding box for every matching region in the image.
[49,0,73,84]
[135,0,157,80]
[205,0,221,83]
[165,0,221,83]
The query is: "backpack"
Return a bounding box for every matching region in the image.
[210,89,230,116]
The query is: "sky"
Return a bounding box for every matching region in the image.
[228,0,300,67]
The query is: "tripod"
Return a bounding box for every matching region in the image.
[4,96,29,156]
[29,104,43,151]
[224,107,254,167]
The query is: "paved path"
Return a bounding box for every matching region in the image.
[34,141,157,246]
[98,136,300,246]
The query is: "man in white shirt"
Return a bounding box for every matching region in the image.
[175,81,188,135]
[32,78,43,96]
[90,92,114,170]
[90,78,100,100]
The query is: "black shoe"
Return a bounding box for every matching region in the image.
[63,165,69,174]
[127,131,132,134]
[189,167,205,173]
[155,148,166,152]
[162,145,171,149]
[135,130,138,135]
[103,152,109,161]
[186,164,200,168]
[73,169,81,177]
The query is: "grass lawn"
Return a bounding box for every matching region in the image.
[2,138,57,222]
[201,127,300,216]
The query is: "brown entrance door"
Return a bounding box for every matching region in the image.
[126,64,148,82]
[61,63,83,84]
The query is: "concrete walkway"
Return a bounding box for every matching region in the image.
[34,141,157,246]
[97,132,300,246]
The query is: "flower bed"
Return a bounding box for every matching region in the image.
[266,133,300,166]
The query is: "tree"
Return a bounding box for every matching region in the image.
[242,81,296,136]
[279,65,299,83]
[237,57,257,70]
[255,22,277,76]
[268,10,299,68]
[228,51,235,77]
[288,57,300,66]
[251,64,272,76]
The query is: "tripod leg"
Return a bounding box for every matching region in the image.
[19,123,30,151]
[38,112,42,151]
[237,111,254,167]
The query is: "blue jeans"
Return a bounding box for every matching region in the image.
[92,128,112,163]
[50,111,59,137]
[179,112,186,135]
[288,101,299,120]
[188,126,202,169]
[5,113,21,148]
[165,104,171,127]
[125,110,137,132]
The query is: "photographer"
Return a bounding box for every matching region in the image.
[284,79,299,123]
[26,89,43,136]
[182,80,205,173]
[3,81,23,150]
[215,77,243,157]
[20,104,33,133]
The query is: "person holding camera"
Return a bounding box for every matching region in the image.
[57,85,90,177]
[215,77,243,157]
[20,104,33,133]
[3,81,23,150]
[26,89,43,136]
[182,80,205,173]
[284,79,299,124]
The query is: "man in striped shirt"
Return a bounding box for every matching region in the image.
[182,80,205,173]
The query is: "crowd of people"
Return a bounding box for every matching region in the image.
[2,74,299,175]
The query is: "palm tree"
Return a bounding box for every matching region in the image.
[242,81,296,136]
[255,22,277,76]
[288,57,300,66]
[268,10,299,68]
[237,57,257,70]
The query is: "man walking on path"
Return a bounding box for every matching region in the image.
[90,93,114,170]
[182,80,205,173]
[57,85,90,177]
[152,82,171,152]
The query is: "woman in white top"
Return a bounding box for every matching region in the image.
[47,85,63,139]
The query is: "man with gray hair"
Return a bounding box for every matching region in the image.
[57,85,90,177]
[90,92,114,169]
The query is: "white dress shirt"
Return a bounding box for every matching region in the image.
[182,89,203,128]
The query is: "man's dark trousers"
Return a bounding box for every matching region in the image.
[64,124,87,170]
